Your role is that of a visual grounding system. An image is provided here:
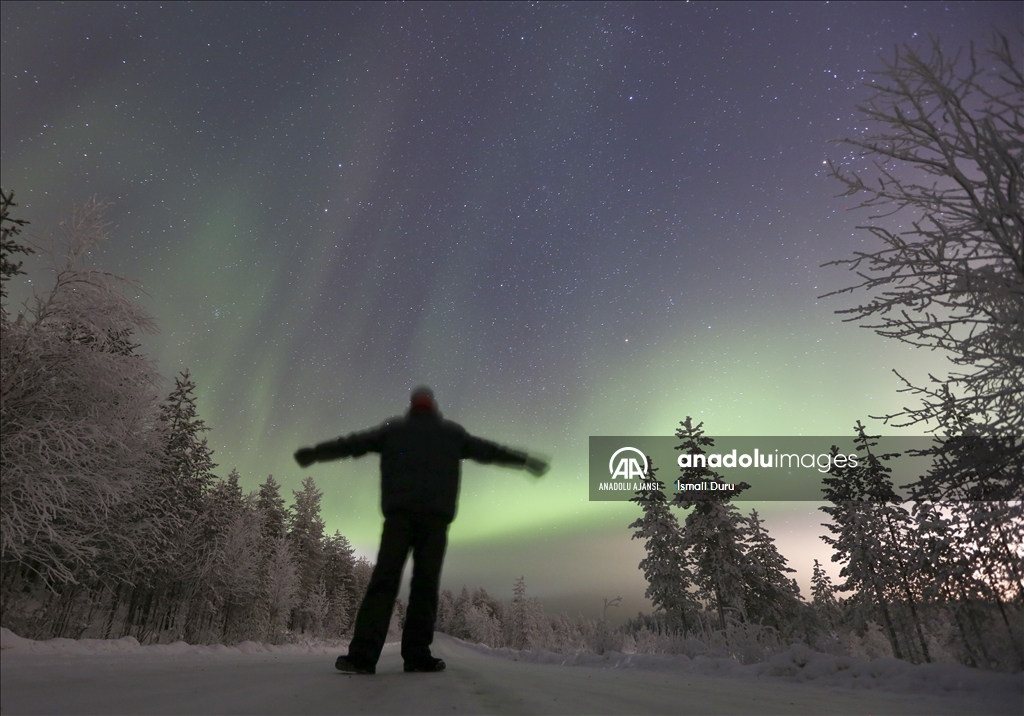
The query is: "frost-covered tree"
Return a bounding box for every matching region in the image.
[437,588,457,635]
[158,370,217,518]
[202,469,245,540]
[321,530,356,636]
[629,458,697,632]
[264,536,300,643]
[744,510,797,591]
[821,33,1023,671]
[672,418,753,631]
[509,577,533,649]
[1,199,161,596]
[898,387,1022,670]
[821,423,931,663]
[219,502,264,638]
[467,589,504,647]
[189,471,261,642]
[118,369,219,642]
[466,598,505,647]
[680,500,751,631]
[256,475,288,546]
[810,559,841,631]
[387,598,407,640]
[329,588,352,637]
[347,556,373,629]
[906,415,1023,604]
[743,509,803,632]
[909,436,1024,670]
[0,197,374,645]
[450,585,473,640]
[287,476,326,633]
[824,34,1023,441]
[304,578,331,639]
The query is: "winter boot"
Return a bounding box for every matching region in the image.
[404,657,446,673]
[335,655,375,674]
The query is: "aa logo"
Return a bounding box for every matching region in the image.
[608,447,648,480]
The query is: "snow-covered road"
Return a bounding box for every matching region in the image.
[1,632,1019,715]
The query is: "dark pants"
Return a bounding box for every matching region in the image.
[347,512,449,666]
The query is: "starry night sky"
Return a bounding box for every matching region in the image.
[2,1,1019,620]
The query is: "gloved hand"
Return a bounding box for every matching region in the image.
[525,455,549,477]
[294,447,317,468]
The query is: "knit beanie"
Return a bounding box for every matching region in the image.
[410,386,437,412]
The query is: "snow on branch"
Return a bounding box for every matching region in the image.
[822,34,1023,437]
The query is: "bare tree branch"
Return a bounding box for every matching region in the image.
[822,34,1024,437]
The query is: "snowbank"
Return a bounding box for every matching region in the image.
[0,627,348,658]
[455,637,1023,697]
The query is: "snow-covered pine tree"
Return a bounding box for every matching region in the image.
[256,475,288,546]
[388,598,407,640]
[0,187,32,307]
[821,422,930,663]
[911,500,997,668]
[810,559,841,631]
[347,557,373,629]
[241,474,290,640]
[672,417,753,631]
[743,509,803,633]
[680,501,751,631]
[304,578,331,639]
[904,409,1024,669]
[322,530,356,637]
[219,497,263,642]
[451,585,473,640]
[176,472,242,643]
[136,369,218,643]
[477,603,505,648]
[436,588,457,635]
[907,407,1022,594]
[467,592,503,647]
[158,370,217,516]
[628,458,697,633]
[189,470,262,643]
[202,469,245,541]
[327,586,352,638]
[552,612,583,653]
[509,576,532,649]
[264,536,300,643]
[506,578,549,651]
[287,476,326,634]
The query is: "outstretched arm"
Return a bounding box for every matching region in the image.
[462,433,550,477]
[294,423,389,467]
[523,454,550,477]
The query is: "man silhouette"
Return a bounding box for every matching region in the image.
[294,386,549,674]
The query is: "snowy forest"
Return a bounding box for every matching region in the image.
[0,192,376,647]
[1,35,1021,674]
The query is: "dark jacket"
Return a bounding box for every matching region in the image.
[312,408,528,522]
